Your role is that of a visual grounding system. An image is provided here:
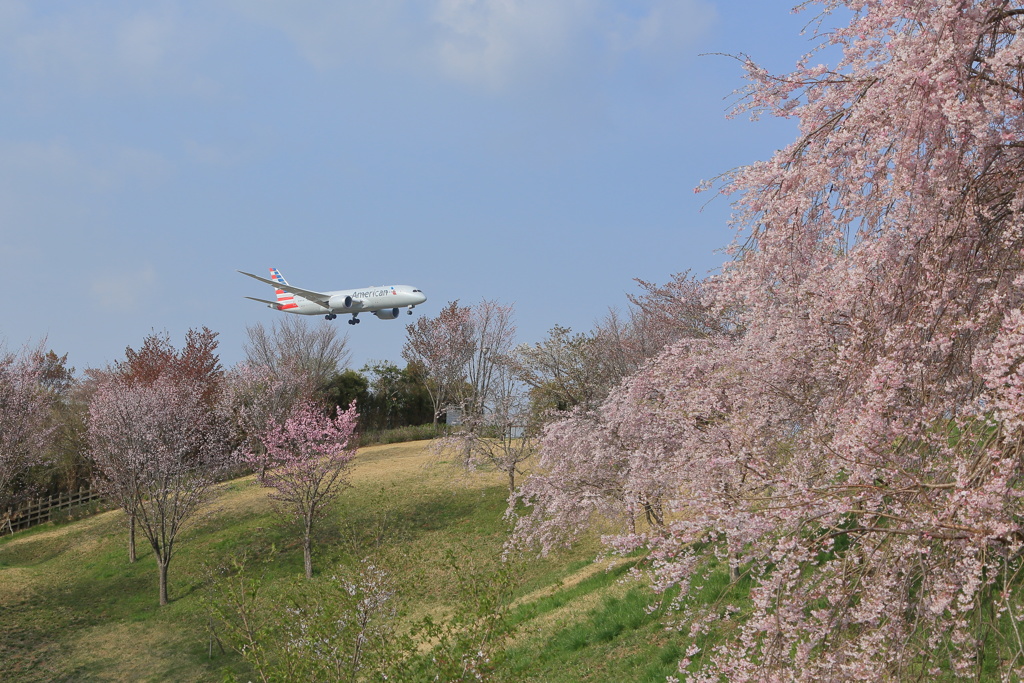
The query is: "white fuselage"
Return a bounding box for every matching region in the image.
[286,284,426,316]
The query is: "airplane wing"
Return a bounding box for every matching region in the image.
[245,296,281,307]
[238,270,331,309]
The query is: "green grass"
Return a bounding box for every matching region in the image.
[0,440,730,681]
[496,583,688,682]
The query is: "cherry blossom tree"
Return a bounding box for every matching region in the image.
[504,277,717,425]
[0,344,55,509]
[516,1,1024,679]
[230,322,342,454]
[221,362,315,468]
[90,328,227,567]
[87,379,144,563]
[402,301,475,424]
[627,271,728,343]
[245,400,359,579]
[510,353,690,553]
[89,375,229,605]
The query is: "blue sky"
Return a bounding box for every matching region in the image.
[0,1,819,373]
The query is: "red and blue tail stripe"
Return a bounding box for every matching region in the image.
[269,267,298,310]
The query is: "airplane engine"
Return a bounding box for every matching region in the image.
[328,294,357,310]
[373,308,400,320]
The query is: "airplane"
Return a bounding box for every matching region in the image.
[239,268,427,325]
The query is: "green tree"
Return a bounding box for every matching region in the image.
[361,362,433,430]
[320,369,370,415]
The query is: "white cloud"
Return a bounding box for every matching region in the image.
[427,0,718,93]
[0,1,716,99]
[430,0,588,91]
[6,4,214,95]
[225,0,716,93]
[224,0,414,71]
[609,0,717,56]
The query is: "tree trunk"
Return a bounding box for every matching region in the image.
[158,555,170,606]
[303,525,313,579]
[507,467,516,494]
[128,511,137,564]
[643,498,664,528]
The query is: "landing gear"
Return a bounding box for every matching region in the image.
[407,306,414,315]
[348,316,361,325]
[325,313,337,320]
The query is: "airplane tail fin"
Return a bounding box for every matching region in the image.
[269,267,298,310]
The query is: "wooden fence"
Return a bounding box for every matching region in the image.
[2,486,106,536]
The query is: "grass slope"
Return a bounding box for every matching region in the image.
[0,440,691,682]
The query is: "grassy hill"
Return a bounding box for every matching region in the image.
[0,440,694,682]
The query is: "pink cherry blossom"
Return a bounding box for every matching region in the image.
[89,375,229,605]
[0,344,55,506]
[245,400,359,579]
[514,1,1024,678]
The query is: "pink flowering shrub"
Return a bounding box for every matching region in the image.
[221,362,313,462]
[245,400,359,579]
